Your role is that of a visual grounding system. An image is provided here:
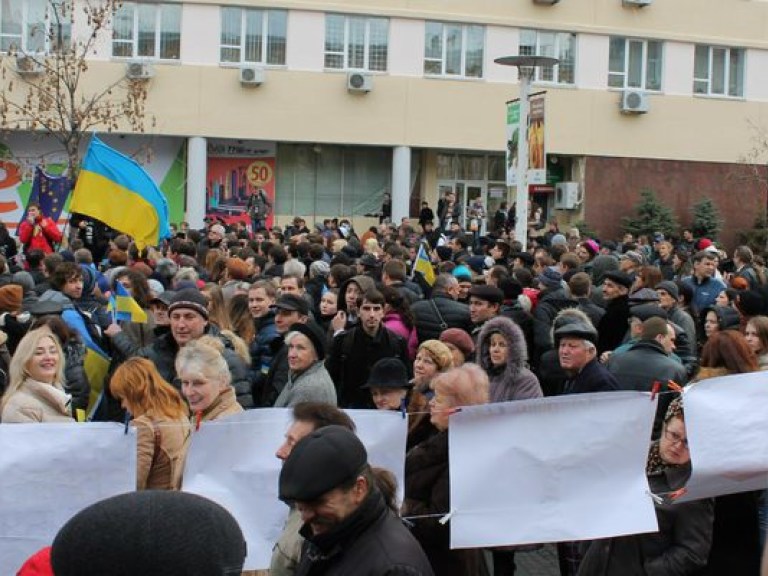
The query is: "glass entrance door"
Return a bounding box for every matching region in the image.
[457,181,486,235]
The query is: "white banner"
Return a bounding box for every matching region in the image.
[0,423,137,572]
[449,392,659,548]
[677,373,768,502]
[182,408,408,571]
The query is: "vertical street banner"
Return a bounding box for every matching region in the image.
[505,100,520,187]
[527,93,546,185]
[206,140,276,227]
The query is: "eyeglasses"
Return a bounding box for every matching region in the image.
[664,428,689,449]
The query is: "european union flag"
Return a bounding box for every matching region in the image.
[21,167,71,225]
[71,136,171,249]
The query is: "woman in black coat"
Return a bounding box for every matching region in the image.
[403,364,490,576]
[578,397,714,576]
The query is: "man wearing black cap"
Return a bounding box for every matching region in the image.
[255,293,310,407]
[468,284,504,337]
[597,270,633,355]
[556,321,619,395]
[279,426,434,576]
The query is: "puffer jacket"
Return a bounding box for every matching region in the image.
[476,316,543,403]
[411,292,472,344]
[249,312,280,392]
[383,311,418,360]
[62,339,90,412]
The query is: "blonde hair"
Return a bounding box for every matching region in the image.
[175,337,232,388]
[110,358,188,420]
[3,327,65,408]
[432,363,489,408]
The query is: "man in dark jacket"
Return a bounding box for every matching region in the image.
[248,280,280,396]
[468,284,504,339]
[279,426,434,576]
[381,259,422,304]
[597,270,633,354]
[606,317,688,391]
[326,289,409,408]
[532,266,577,362]
[556,321,619,395]
[411,274,471,343]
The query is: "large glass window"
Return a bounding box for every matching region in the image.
[113,2,181,60]
[0,0,71,53]
[693,45,744,98]
[519,29,576,84]
[424,22,484,78]
[220,7,286,65]
[325,14,388,71]
[608,37,662,91]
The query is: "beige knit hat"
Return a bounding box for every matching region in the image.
[418,340,454,372]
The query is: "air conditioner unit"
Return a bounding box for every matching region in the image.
[126,61,154,80]
[239,66,265,87]
[620,90,650,114]
[533,0,561,4]
[347,71,373,93]
[554,182,581,210]
[622,0,652,6]
[15,55,43,76]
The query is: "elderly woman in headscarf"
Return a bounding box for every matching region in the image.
[476,316,542,403]
[578,398,714,575]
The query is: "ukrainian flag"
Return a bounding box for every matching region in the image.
[108,282,148,324]
[414,242,436,286]
[71,136,171,249]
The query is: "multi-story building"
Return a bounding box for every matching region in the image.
[2,0,767,246]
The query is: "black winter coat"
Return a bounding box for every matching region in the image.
[597,296,631,354]
[411,294,472,344]
[579,465,713,576]
[606,340,688,392]
[62,339,90,412]
[403,431,486,576]
[295,489,434,576]
[532,288,577,360]
[563,358,619,395]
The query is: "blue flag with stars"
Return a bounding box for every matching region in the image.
[22,167,71,224]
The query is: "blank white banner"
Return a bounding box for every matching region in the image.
[678,372,768,502]
[182,408,407,571]
[0,423,137,572]
[449,392,659,548]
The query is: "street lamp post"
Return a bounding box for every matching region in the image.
[494,56,559,248]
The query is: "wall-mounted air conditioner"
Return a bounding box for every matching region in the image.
[347,72,373,94]
[620,90,649,114]
[239,66,265,87]
[623,0,652,6]
[554,182,581,209]
[126,61,154,80]
[16,55,44,76]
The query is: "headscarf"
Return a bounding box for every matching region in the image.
[646,396,684,475]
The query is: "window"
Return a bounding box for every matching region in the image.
[424,22,484,78]
[608,37,662,91]
[694,45,744,98]
[113,2,181,60]
[519,29,576,84]
[0,0,71,53]
[220,7,286,65]
[325,14,388,71]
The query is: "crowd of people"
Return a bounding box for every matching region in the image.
[6,198,768,575]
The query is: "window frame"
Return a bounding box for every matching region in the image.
[423,21,485,79]
[608,36,663,92]
[0,0,71,54]
[518,29,576,85]
[112,2,181,61]
[693,44,745,99]
[219,6,287,66]
[324,14,389,72]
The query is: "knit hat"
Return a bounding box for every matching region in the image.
[279,426,368,502]
[655,280,679,300]
[0,283,22,313]
[583,239,599,256]
[439,328,475,358]
[417,340,454,372]
[310,260,330,278]
[168,288,209,320]
[536,266,563,290]
[147,279,165,298]
[697,238,713,250]
[11,271,34,295]
[287,321,326,360]
[362,358,411,389]
[621,250,644,266]
[51,491,246,576]
[452,265,472,281]
[550,233,567,247]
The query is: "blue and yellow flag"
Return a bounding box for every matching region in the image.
[71,136,171,249]
[107,282,148,324]
[414,242,435,286]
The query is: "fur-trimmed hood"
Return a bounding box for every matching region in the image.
[476,316,528,375]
